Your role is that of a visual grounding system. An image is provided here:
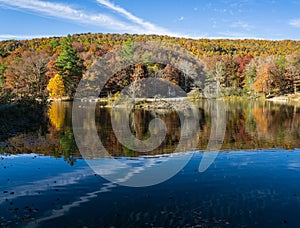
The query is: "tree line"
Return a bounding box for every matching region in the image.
[0,33,300,103]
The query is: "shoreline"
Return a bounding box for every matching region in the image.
[1,93,299,107]
[266,93,300,103]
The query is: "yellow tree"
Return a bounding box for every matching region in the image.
[47,74,66,99]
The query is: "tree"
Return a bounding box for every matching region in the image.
[55,35,83,96]
[285,54,300,94]
[253,63,271,96]
[243,60,257,95]
[214,61,224,95]
[56,35,81,76]
[47,74,66,99]
[237,55,253,87]
[221,56,239,88]
[121,38,135,62]
[4,51,49,100]
[269,57,287,94]
[25,51,49,98]
[0,63,7,92]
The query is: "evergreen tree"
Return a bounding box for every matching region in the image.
[56,35,82,96]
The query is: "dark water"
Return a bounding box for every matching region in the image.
[1,100,300,227]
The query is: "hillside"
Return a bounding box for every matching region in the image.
[0,33,300,103]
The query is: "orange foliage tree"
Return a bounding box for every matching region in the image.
[47,74,66,99]
[253,63,271,96]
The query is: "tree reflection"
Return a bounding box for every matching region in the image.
[48,101,66,130]
[1,100,300,165]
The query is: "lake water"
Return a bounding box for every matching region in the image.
[1,100,300,227]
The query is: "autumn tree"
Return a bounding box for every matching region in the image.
[243,60,257,95]
[237,54,253,87]
[203,56,223,95]
[25,51,50,98]
[121,37,135,63]
[162,64,181,86]
[45,54,59,78]
[47,74,66,99]
[1,33,300,101]
[268,56,287,94]
[253,63,271,96]
[285,54,300,94]
[0,62,7,93]
[4,51,49,100]
[221,56,239,89]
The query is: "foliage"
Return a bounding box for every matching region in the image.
[0,32,300,102]
[0,63,7,91]
[253,63,271,96]
[59,129,77,166]
[47,74,66,99]
[121,37,135,62]
[56,35,82,77]
[55,35,83,96]
[3,51,49,100]
[243,60,257,95]
[48,101,66,130]
[285,54,300,94]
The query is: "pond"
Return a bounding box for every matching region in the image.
[1,100,300,227]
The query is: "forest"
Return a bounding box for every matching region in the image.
[0,32,300,103]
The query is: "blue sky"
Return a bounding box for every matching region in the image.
[0,0,299,41]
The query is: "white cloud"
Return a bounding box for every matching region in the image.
[289,19,300,28]
[179,16,184,21]
[217,31,263,40]
[0,0,170,35]
[230,20,254,31]
[0,34,60,40]
[96,0,170,35]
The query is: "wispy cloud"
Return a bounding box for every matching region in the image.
[178,16,184,21]
[217,31,263,40]
[96,0,170,35]
[0,34,61,40]
[230,20,254,31]
[289,19,300,27]
[0,0,172,35]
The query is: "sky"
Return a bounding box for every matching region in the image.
[0,0,299,41]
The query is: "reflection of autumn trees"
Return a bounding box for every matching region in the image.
[47,102,78,164]
[95,108,184,156]
[48,101,66,130]
[1,102,79,165]
[2,101,300,164]
[253,106,269,136]
[0,104,46,141]
[223,101,300,150]
[198,100,300,150]
[96,101,300,154]
[225,108,253,147]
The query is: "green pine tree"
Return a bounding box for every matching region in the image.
[56,35,82,96]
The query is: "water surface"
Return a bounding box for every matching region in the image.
[1,100,300,227]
